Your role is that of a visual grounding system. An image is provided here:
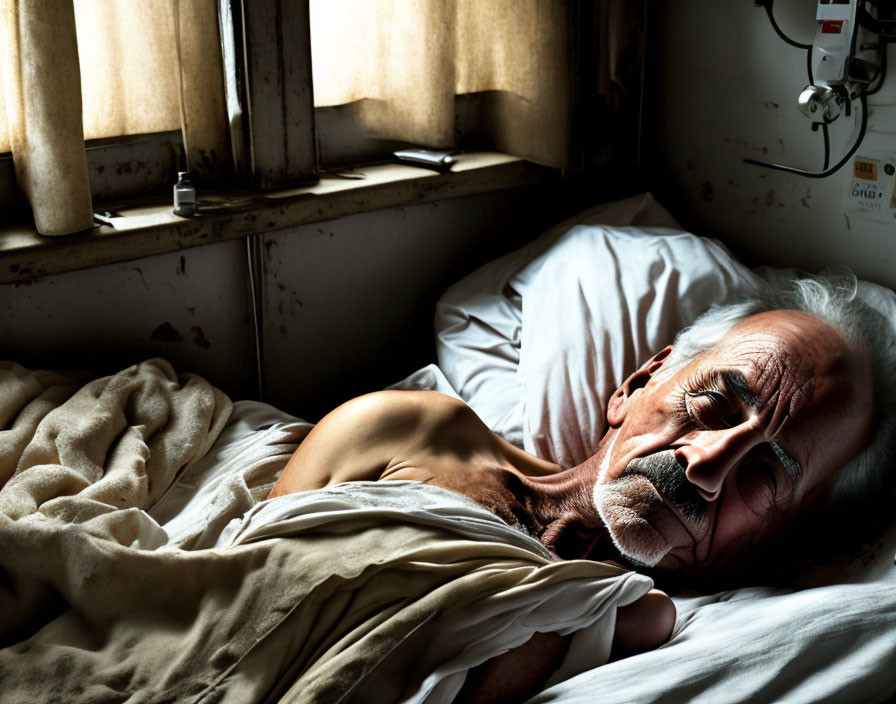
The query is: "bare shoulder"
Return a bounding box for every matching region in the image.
[361,388,472,422]
[326,389,478,443]
[268,390,481,497]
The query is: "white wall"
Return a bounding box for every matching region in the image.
[651,0,896,289]
[261,187,554,417]
[0,240,257,396]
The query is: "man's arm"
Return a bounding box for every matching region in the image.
[456,590,676,703]
[267,390,476,497]
[454,632,570,704]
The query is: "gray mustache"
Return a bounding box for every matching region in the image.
[619,450,707,524]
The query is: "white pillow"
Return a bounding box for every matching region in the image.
[436,194,765,467]
[435,193,682,453]
[437,195,896,469]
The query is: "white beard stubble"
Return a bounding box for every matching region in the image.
[592,433,672,568]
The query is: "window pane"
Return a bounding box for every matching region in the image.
[310,0,390,108]
[74,0,181,141]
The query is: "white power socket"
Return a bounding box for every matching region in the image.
[842,131,896,224]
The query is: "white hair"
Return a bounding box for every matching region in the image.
[659,271,896,517]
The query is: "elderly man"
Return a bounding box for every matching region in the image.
[268,274,894,702]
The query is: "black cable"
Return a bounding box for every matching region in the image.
[744,91,868,178]
[755,1,814,83]
[750,1,876,178]
[760,0,812,50]
[859,14,896,34]
[810,120,831,171]
[865,44,888,94]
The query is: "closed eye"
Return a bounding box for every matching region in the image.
[685,390,737,430]
[736,449,794,510]
[736,455,778,508]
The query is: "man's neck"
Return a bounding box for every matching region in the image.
[515,463,616,561]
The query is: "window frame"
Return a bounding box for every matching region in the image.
[0,0,564,281]
[1,0,603,224]
[218,0,318,190]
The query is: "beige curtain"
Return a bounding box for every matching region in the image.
[310,0,574,168]
[171,0,231,182]
[75,0,230,182]
[0,0,92,235]
[0,0,228,236]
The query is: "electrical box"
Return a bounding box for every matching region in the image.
[842,131,896,224]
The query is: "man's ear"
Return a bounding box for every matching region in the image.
[606,346,673,426]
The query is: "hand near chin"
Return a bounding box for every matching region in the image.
[611,588,676,660]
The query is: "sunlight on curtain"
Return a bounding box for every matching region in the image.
[1,0,226,155]
[74,0,182,141]
[73,0,230,177]
[1,1,182,154]
[310,0,572,167]
[2,1,228,157]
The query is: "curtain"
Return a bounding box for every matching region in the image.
[0,0,228,236]
[310,0,574,168]
[0,0,92,235]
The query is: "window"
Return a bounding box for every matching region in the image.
[1,0,644,235]
[308,0,575,170]
[0,0,225,232]
[0,1,183,207]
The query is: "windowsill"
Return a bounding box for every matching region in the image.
[0,152,554,284]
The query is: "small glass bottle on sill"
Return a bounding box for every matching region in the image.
[173,171,197,217]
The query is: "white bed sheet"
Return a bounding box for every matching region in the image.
[531,566,896,703]
[218,480,653,703]
[148,400,312,549]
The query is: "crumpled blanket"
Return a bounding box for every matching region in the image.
[0,359,232,642]
[0,360,652,704]
[217,481,654,703]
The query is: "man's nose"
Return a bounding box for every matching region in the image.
[674,428,756,501]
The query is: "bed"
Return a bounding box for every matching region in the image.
[1,194,894,703]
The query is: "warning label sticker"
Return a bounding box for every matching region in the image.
[854,158,878,181]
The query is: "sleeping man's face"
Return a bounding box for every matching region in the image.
[592,310,874,575]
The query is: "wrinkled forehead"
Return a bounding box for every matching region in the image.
[706,310,871,429]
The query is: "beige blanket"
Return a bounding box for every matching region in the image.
[0,360,650,703]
